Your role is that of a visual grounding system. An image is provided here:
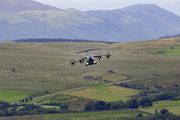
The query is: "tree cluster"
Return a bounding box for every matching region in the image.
[21,97,32,102]
[0,101,11,111]
[83,75,102,80]
[41,102,62,106]
[152,109,180,120]
[26,90,49,99]
[0,101,69,117]
[136,84,180,102]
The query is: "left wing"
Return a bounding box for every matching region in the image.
[61,57,87,66]
[78,57,87,64]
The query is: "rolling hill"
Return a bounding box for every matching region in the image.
[0,0,180,42]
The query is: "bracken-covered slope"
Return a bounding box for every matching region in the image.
[0,0,180,42]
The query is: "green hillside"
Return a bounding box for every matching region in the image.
[1,38,180,119]
[1,38,180,93]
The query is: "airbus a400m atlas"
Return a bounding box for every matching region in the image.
[61,48,117,66]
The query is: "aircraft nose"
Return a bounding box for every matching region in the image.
[89,56,92,61]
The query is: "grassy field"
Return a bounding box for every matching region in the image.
[0,116,42,120]
[153,100,180,107]
[63,84,139,102]
[22,85,139,111]
[22,93,98,111]
[38,109,146,120]
[149,46,180,56]
[128,74,180,89]
[0,110,148,120]
[1,38,180,95]
[25,94,76,104]
[139,105,180,115]
[0,90,35,102]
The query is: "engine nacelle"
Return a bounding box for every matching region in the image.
[86,62,89,66]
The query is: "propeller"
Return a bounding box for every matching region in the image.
[78,58,85,64]
[105,53,111,59]
[70,59,76,66]
[97,53,102,60]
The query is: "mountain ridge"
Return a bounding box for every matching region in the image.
[0,0,61,13]
[0,0,180,42]
[86,4,180,40]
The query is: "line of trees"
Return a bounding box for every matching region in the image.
[159,33,180,39]
[83,75,111,83]
[115,82,149,90]
[84,98,153,111]
[13,38,115,44]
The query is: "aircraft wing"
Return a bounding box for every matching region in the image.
[61,57,87,66]
[94,53,119,59]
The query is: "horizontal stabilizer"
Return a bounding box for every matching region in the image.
[75,48,100,54]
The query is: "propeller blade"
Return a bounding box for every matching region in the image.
[70,59,76,66]
[105,53,111,59]
[97,53,102,60]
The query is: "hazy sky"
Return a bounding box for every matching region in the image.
[34,0,180,15]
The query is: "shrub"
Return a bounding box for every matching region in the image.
[137,113,143,117]
[160,109,169,115]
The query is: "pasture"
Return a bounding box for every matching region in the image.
[139,105,180,115]
[0,110,147,120]
[0,116,41,120]
[153,100,180,107]
[25,94,76,104]
[0,90,35,102]
[149,46,180,56]
[128,74,180,89]
[38,109,146,120]
[63,84,139,102]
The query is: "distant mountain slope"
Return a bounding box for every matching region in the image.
[159,33,180,39]
[0,1,180,42]
[86,4,180,41]
[0,0,60,13]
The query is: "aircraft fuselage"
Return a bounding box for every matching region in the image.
[86,55,97,66]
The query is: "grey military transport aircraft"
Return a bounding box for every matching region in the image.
[61,48,117,66]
